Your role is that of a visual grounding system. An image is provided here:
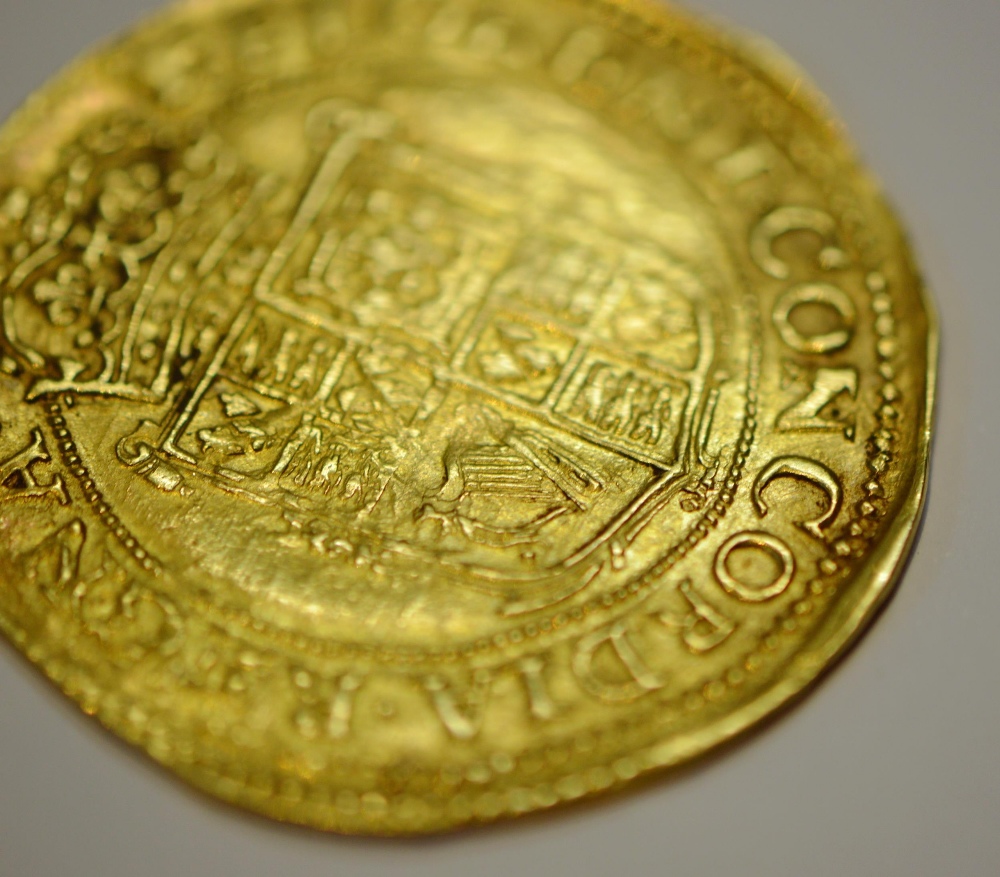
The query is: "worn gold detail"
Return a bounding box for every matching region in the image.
[0,0,935,834]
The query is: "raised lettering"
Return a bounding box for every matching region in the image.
[751,206,847,279]
[772,283,856,354]
[778,365,858,439]
[573,621,663,703]
[327,673,365,739]
[714,531,795,603]
[715,140,780,186]
[518,656,556,721]
[424,670,491,740]
[753,456,843,541]
[672,578,736,654]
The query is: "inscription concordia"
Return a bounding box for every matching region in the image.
[0,0,929,836]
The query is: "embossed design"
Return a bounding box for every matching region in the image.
[17,516,182,656]
[20,518,86,600]
[11,93,737,617]
[0,0,933,837]
[0,427,68,505]
[0,118,256,405]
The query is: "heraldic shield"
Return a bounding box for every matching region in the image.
[1,87,751,620]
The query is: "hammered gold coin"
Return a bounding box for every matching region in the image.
[0,0,934,834]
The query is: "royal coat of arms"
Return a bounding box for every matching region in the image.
[1,95,736,615]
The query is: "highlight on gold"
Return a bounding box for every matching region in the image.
[0,0,934,834]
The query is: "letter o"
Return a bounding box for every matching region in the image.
[714,531,796,603]
[772,283,857,354]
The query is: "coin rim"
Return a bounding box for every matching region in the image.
[0,0,938,834]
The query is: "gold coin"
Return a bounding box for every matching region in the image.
[0,0,935,834]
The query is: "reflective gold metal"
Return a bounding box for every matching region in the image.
[0,0,935,834]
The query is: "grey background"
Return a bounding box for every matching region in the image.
[0,1,996,875]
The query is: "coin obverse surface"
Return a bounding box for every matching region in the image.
[0,0,935,834]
